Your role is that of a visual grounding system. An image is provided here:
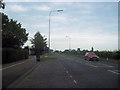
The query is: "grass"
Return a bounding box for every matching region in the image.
[40,55,57,62]
[63,53,84,58]
[99,58,119,63]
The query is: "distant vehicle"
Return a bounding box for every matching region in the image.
[84,52,99,61]
[54,50,59,53]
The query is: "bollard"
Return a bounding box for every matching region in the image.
[36,54,40,61]
[106,57,108,61]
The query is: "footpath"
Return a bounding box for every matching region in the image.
[2,55,45,88]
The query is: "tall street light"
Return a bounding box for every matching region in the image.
[49,9,63,54]
[66,36,71,51]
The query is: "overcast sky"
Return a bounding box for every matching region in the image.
[1,2,118,51]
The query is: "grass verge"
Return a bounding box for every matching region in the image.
[41,55,57,62]
[99,58,119,63]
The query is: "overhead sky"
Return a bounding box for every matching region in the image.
[1,1,118,51]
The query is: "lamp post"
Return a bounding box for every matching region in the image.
[49,9,63,54]
[66,36,71,51]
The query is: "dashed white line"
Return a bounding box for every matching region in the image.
[73,80,77,84]
[70,75,72,78]
[66,71,69,74]
[85,63,97,67]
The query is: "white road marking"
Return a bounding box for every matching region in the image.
[1,60,28,70]
[70,75,72,78]
[66,71,69,74]
[64,67,65,70]
[85,63,97,67]
[73,80,77,84]
[85,62,114,68]
[99,63,113,67]
[108,70,119,75]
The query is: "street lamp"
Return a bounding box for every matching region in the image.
[66,36,71,51]
[49,9,63,54]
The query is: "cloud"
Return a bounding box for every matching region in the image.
[5,4,51,12]
[4,0,119,2]
[49,31,118,51]
[33,5,51,11]
[50,15,68,23]
[6,4,28,12]
[80,10,92,14]
[32,24,48,28]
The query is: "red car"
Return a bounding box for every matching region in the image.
[84,52,99,61]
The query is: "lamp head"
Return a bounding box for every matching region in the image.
[57,10,63,12]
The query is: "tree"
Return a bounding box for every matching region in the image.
[91,47,94,52]
[30,31,47,55]
[0,0,5,9]
[2,13,29,48]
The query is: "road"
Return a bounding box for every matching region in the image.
[3,53,119,88]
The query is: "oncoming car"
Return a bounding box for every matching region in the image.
[84,52,99,61]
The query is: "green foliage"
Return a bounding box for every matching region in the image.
[63,49,119,61]
[0,1,5,9]
[94,50,120,60]
[30,32,47,55]
[2,48,29,64]
[2,13,29,48]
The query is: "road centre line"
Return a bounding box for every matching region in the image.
[70,75,72,78]
[73,80,77,84]
[85,63,97,67]
[2,60,28,70]
[66,71,69,74]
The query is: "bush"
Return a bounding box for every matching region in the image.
[63,49,119,61]
[94,51,119,60]
[2,48,29,64]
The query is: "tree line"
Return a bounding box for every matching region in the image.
[2,13,29,48]
[63,49,120,61]
[2,13,47,64]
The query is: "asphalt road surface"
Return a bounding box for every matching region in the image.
[3,53,119,88]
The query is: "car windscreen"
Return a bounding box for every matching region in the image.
[89,53,96,55]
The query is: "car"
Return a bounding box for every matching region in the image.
[84,52,99,61]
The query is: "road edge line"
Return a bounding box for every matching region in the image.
[7,62,41,88]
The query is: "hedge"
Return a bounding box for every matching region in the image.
[63,50,120,60]
[2,48,29,64]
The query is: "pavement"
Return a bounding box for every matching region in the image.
[2,55,38,88]
[6,53,119,88]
